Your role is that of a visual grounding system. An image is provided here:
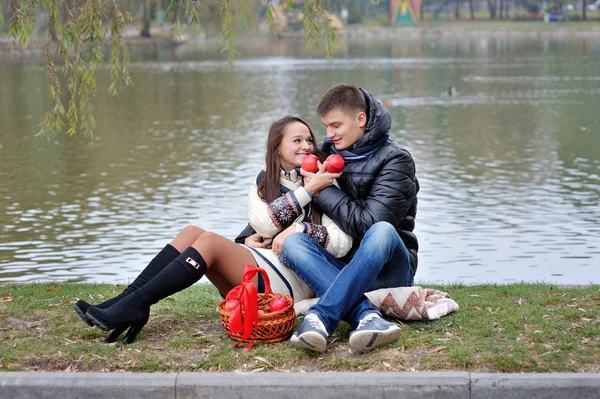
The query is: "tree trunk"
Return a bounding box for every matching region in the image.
[583,0,587,20]
[455,0,461,19]
[487,0,497,19]
[499,0,504,19]
[9,0,18,22]
[171,0,180,23]
[469,0,475,20]
[141,0,153,38]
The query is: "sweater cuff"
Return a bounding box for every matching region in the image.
[293,186,312,208]
[294,222,307,233]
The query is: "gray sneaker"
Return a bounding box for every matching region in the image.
[290,313,329,352]
[349,313,401,353]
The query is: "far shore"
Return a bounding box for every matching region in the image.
[1,22,599,63]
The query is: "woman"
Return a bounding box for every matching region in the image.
[75,116,351,343]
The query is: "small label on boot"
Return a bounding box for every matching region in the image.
[186,257,201,270]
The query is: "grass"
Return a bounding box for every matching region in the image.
[1,282,599,373]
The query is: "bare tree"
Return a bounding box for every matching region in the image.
[487,0,497,19]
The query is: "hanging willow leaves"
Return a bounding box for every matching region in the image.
[8,0,340,138]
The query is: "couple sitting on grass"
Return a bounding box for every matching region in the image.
[74,83,419,353]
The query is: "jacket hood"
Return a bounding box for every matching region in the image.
[350,88,391,150]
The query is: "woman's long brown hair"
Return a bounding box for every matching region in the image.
[257,116,322,225]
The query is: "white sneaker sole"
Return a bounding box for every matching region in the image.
[349,325,401,353]
[290,332,327,352]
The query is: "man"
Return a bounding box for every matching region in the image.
[282,83,419,353]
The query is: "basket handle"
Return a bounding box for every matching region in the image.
[242,263,272,294]
[224,264,271,349]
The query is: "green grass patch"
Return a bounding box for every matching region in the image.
[1,282,599,372]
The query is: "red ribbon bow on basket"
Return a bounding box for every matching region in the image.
[225,264,272,349]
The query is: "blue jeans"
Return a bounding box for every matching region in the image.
[281,221,414,334]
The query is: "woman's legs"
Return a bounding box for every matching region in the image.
[75,225,204,321]
[174,227,260,294]
[85,231,259,333]
[190,232,259,292]
[170,225,207,252]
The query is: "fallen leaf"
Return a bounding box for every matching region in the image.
[383,362,391,368]
[254,356,273,367]
[64,364,72,372]
[526,343,536,349]
[0,296,13,302]
[45,287,59,292]
[430,346,447,353]
[474,306,483,312]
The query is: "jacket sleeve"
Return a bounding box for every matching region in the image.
[314,149,417,240]
[234,223,256,244]
[247,180,313,238]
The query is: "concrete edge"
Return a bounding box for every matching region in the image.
[1,371,600,399]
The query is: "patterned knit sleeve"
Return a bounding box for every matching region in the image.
[247,181,312,238]
[301,223,330,250]
[300,214,353,258]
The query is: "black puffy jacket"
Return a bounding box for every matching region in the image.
[315,89,419,274]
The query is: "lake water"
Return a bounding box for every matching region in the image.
[1,34,599,285]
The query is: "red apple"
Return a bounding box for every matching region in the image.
[301,154,319,173]
[269,297,288,312]
[326,154,345,173]
[225,299,239,311]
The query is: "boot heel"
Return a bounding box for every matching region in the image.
[104,325,128,343]
[122,322,147,344]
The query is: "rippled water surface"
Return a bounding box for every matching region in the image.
[1,36,599,284]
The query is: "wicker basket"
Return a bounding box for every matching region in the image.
[218,264,295,347]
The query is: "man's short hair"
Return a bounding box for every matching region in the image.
[317,84,367,117]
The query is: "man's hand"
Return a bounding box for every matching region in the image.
[272,225,297,255]
[244,233,271,249]
[302,161,341,196]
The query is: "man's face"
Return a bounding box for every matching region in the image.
[320,107,366,151]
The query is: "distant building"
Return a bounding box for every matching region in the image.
[391,0,421,24]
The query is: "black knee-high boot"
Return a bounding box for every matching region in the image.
[74,244,180,340]
[85,247,207,334]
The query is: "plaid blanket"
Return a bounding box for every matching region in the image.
[294,287,459,321]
